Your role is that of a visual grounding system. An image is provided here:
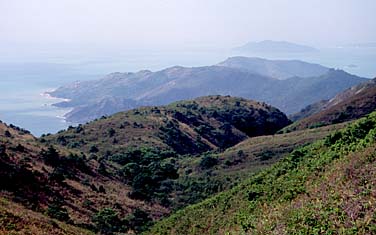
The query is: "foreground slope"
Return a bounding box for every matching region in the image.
[287,78,376,131]
[0,122,93,234]
[0,120,169,234]
[172,122,348,208]
[148,112,376,234]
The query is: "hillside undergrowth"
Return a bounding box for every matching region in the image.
[148,112,376,235]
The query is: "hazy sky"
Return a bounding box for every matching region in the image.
[1,0,375,50]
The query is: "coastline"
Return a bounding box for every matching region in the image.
[39,90,73,123]
[40,90,71,103]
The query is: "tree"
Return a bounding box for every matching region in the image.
[41,146,60,167]
[47,201,70,222]
[90,145,99,153]
[108,128,116,137]
[92,208,122,235]
[4,130,11,138]
[125,209,152,233]
[199,156,218,169]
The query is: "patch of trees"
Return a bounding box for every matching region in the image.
[41,146,92,180]
[199,155,218,170]
[47,199,70,222]
[174,175,226,209]
[111,148,179,203]
[0,153,47,208]
[159,120,210,155]
[205,106,290,137]
[93,207,152,234]
[7,124,31,135]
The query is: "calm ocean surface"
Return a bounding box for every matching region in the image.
[0,47,375,136]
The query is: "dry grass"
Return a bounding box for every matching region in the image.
[0,197,93,235]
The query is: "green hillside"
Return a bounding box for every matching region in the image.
[44,95,290,156]
[172,123,347,208]
[148,111,376,234]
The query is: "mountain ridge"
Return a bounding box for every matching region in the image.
[217,56,328,79]
[48,57,367,123]
[286,77,376,131]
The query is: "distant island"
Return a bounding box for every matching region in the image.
[234,40,319,53]
[344,42,376,48]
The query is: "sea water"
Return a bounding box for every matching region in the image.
[0,47,375,136]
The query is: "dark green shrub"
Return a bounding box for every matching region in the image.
[47,202,70,222]
[4,130,11,138]
[0,144,6,156]
[92,208,122,234]
[41,146,60,167]
[199,156,218,169]
[124,209,152,233]
[90,145,99,153]
[108,128,116,137]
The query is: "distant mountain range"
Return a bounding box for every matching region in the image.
[234,40,319,53]
[49,57,368,123]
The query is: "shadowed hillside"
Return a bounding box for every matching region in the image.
[286,78,376,131]
[44,96,290,156]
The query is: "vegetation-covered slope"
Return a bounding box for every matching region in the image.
[287,78,376,131]
[2,95,372,235]
[45,96,290,156]
[0,198,93,235]
[148,111,376,235]
[0,121,167,234]
[172,122,348,209]
[0,96,291,234]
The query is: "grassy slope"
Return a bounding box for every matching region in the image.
[44,96,346,214]
[0,121,167,234]
[44,96,290,156]
[0,96,291,234]
[0,98,347,234]
[214,122,348,172]
[148,112,376,235]
[172,122,348,208]
[0,198,93,235]
[1,96,362,234]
